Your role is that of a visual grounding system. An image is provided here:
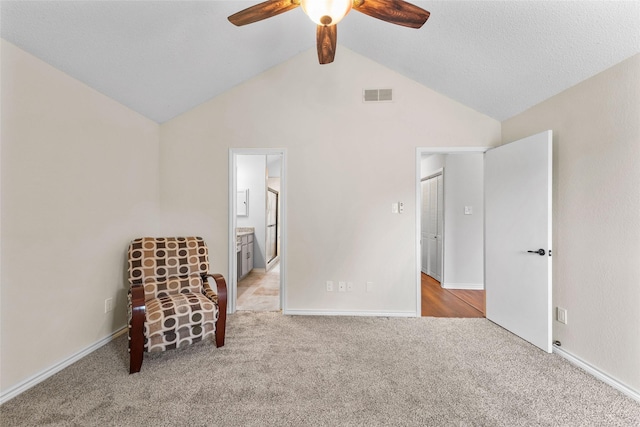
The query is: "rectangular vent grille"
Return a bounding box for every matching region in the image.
[363,88,393,102]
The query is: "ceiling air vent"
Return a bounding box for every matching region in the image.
[363,88,393,103]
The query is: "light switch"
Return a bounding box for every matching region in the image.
[391,203,398,214]
[557,307,568,324]
[464,206,473,215]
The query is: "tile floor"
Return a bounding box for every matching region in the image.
[237,262,281,311]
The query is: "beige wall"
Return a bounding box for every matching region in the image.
[159,47,501,314]
[502,54,640,391]
[6,36,635,399]
[0,40,160,392]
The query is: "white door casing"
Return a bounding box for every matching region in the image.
[427,177,438,278]
[485,130,553,352]
[435,174,444,282]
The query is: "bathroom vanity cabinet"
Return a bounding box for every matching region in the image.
[237,232,254,280]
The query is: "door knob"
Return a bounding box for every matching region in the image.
[527,249,546,256]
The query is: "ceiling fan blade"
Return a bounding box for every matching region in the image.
[228,0,300,26]
[353,0,430,29]
[317,25,337,65]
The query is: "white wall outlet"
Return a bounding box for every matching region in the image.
[366,282,374,292]
[557,307,568,324]
[464,206,473,215]
[104,298,113,313]
[391,203,398,214]
[338,281,346,292]
[346,282,354,292]
[398,202,404,213]
[326,281,334,292]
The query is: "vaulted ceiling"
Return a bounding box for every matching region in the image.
[2,1,638,123]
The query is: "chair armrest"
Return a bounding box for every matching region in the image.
[204,273,227,314]
[130,284,146,308]
[204,274,227,347]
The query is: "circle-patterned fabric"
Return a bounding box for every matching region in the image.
[144,292,218,352]
[128,237,210,300]
[126,236,219,353]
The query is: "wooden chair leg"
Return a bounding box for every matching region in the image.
[130,338,143,374]
[211,274,227,347]
[129,287,146,374]
[216,311,226,347]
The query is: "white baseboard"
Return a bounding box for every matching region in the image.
[553,344,639,403]
[0,326,127,405]
[283,309,417,318]
[442,282,484,290]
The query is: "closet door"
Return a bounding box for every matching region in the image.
[425,174,443,282]
[420,181,429,274]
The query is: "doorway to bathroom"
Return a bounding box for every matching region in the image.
[229,149,286,313]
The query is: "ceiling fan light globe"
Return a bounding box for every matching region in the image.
[300,0,352,26]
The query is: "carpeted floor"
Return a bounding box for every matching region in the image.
[2,312,638,426]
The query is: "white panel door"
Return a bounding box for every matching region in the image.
[421,180,429,274]
[485,130,552,352]
[423,175,443,282]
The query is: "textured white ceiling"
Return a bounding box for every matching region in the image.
[1,1,638,123]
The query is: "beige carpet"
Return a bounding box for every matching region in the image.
[2,312,638,426]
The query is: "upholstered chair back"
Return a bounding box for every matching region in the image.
[128,237,210,301]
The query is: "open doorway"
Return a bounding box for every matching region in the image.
[417,149,487,318]
[230,149,286,313]
[417,133,553,351]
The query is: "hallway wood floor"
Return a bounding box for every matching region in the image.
[421,273,485,318]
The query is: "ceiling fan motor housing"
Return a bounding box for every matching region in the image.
[300,0,353,26]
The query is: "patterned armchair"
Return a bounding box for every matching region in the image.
[127,237,227,373]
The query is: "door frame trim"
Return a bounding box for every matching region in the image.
[415,147,490,317]
[229,148,287,314]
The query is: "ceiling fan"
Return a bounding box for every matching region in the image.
[228,0,430,65]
